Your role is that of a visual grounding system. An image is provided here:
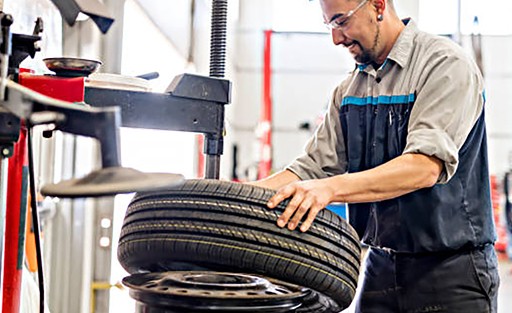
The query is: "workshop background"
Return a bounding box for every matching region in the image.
[3,0,512,312]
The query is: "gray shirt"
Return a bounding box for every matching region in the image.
[287,20,485,184]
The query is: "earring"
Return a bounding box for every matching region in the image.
[377,14,384,22]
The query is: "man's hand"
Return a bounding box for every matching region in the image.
[267,178,335,232]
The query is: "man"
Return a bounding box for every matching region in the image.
[252,0,500,312]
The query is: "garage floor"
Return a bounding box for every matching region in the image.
[343,250,512,313]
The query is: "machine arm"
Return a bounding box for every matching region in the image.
[2,79,121,168]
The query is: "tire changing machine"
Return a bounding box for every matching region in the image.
[85,1,332,311]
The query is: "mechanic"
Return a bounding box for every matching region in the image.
[251,0,500,312]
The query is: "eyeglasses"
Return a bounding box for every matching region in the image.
[324,0,368,30]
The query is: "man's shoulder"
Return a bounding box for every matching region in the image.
[413,30,476,67]
[415,30,458,52]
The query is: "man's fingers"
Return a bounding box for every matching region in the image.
[266,181,329,232]
[276,191,305,228]
[300,204,324,232]
[267,185,296,208]
[287,196,314,230]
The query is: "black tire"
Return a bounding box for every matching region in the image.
[117,179,361,310]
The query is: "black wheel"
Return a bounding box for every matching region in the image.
[124,271,311,312]
[123,271,342,313]
[117,179,361,310]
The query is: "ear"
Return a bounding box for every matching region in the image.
[371,0,386,15]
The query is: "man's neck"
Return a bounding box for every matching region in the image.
[375,17,406,64]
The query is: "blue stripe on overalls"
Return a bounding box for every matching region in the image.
[342,94,416,106]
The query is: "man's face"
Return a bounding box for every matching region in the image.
[320,0,381,64]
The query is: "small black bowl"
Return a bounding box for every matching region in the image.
[43,57,102,77]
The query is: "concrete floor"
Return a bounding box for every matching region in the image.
[343,250,512,313]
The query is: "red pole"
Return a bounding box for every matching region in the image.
[258,30,273,180]
[490,175,507,252]
[197,135,205,178]
[2,126,28,313]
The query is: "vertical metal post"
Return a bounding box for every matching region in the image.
[205,0,228,179]
[2,127,28,313]
[0,12,13,312]
[209,0,227,79]
[204,131,223,179]
[0,13,13,100]
[0,157,9,313]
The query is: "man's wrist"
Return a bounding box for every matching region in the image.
[326,174,349,203]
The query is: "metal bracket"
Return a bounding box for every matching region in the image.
[84,73,231,178]
[0,108,20,154]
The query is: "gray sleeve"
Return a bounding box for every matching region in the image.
[286,86,348,180]
[403,51,485,183]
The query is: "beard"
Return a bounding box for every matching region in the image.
[352,42,376,64]
[351,23,381,65]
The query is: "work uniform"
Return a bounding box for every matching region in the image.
[287,20,499,313]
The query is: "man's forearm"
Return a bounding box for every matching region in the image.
[329,153,443,203]
[264,153,443,232]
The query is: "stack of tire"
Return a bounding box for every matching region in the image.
[117,179,361,312]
